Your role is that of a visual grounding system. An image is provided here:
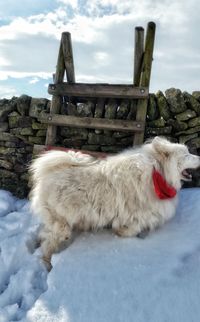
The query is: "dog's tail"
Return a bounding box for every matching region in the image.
[29,150,96,182]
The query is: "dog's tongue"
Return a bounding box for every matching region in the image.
[152,169,177,200]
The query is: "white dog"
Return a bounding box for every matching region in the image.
[29,136,200,262]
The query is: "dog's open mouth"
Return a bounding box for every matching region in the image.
[181,169,193,181]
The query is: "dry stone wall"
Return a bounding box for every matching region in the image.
[0,88,200,197]
[146,89,200,151]
[0,96,49,197]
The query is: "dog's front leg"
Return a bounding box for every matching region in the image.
[114,223,142,238]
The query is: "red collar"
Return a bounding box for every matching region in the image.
[152,169,177,200]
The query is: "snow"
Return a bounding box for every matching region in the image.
[0,188,200,322]
[0,190,47,322]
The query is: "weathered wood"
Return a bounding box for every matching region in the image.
[46,32,76,146]
[48,83,148,99]
[140,22,156,87]
[133,21,156,146]
[33,144,109,158]
[134,27,144,86]
[45,38,65,145]
[61,32,75,83]
[38,113,145,132]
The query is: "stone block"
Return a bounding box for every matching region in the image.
[77,101,95,117]
[116,100,130,120]
[175,109,196,122]
[17,95,31,116]
[179,133,198,144]
[188,117,200,128]
[0,122,8,132]
[88,133,116,145]
[183,92,200,115]
[0,159,13,170]
[147,94,159,121]
[156,90,170,120]
[165,88,187,114]
[148,117,166,128]
[28,136,45,145]
[29,98,49,117]
[35,130,46,137]
[146,126,172,136]
[8,114,32,128]
[32,122,47,130]
[192,91,200,102]
[167,119,188,131]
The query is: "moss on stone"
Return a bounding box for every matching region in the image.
[179,133,198,144]
[188,117,200,128]
[28,136,45,145]
[165,88,187,114]
[148,117,166,128]
[156,90,170,120]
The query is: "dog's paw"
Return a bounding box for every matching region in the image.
[42,255,52,271]
[114,226,128,237]
[114,225,139,238]
[137,228,150,239]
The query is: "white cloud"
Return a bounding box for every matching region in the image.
[0,71,51,81]
[0,56,11,67]
[94,52,110,66]
[29,77,40,84]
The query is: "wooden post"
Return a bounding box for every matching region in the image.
[133,21,156,146]
[61,32,75,83]
[140,22,156,88]
[45,32,76,145]
[134,27,144,86]
[45,38,65,145]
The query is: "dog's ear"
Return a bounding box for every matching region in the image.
[152,136,172,157]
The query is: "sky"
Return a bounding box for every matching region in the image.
[0,0,200,99]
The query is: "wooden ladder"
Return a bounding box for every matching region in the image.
[35,22,156,155]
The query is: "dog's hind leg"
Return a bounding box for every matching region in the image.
[39,213,72,267]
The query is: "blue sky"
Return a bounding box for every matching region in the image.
[0,0,200,98]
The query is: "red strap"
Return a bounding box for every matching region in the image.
[152,169,177,199]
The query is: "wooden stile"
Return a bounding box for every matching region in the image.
[34,22,156,155]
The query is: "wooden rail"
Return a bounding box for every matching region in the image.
[39,113,145,132]
[48,83,148,99]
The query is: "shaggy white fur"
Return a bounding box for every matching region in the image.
[29,137,200,262]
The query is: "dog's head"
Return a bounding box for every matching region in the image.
[148,136,200,189]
